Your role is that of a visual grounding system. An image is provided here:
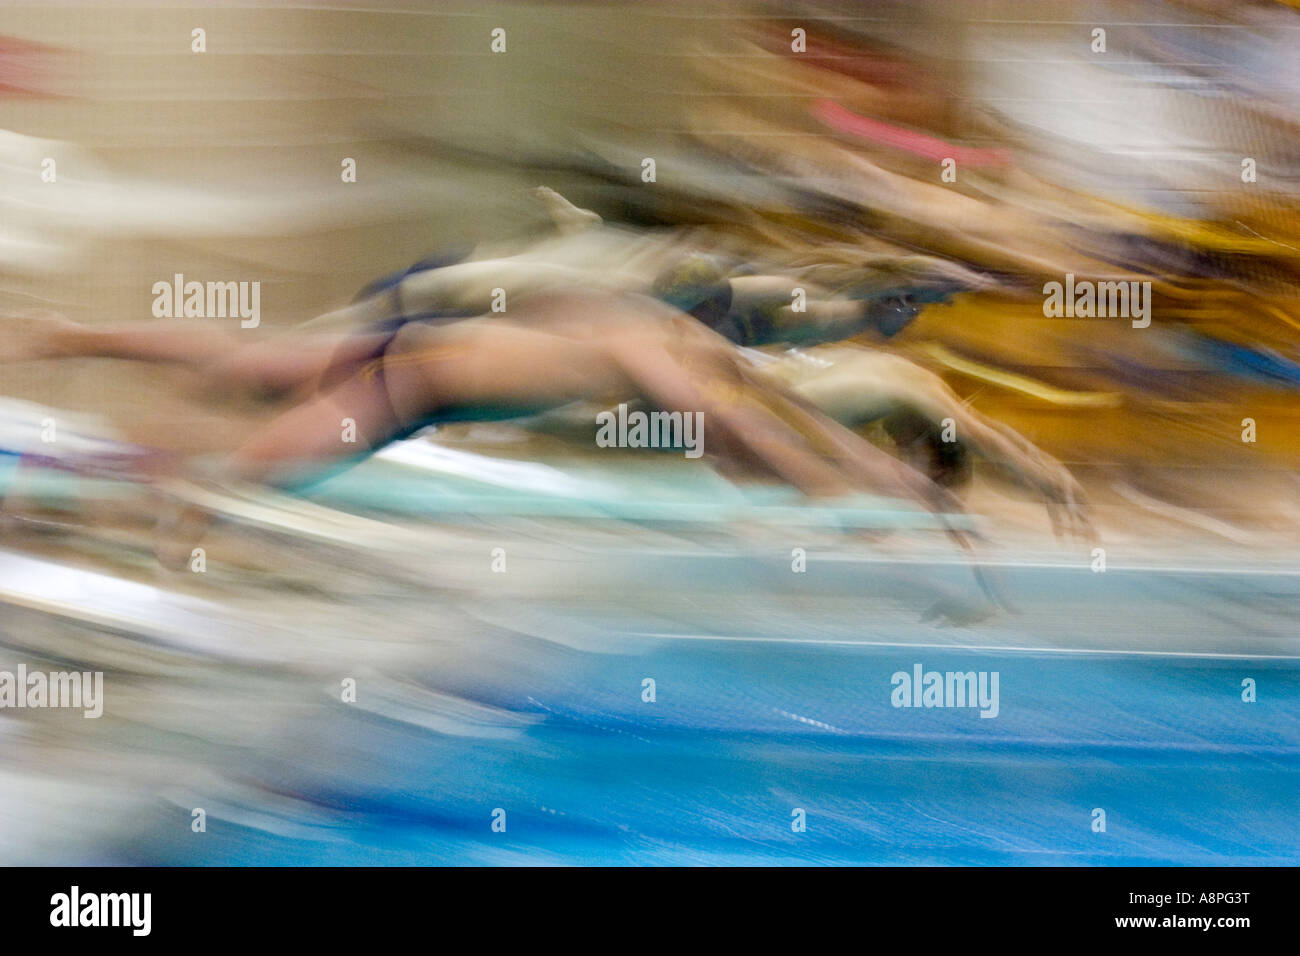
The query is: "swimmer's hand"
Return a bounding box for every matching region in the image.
[921,596,999,627]
[1020,448,1097,543]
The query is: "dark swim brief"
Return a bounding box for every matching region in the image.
[340,248,484,373]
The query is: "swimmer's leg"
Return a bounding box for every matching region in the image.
[3,312,387,396]
[5,314,249,365]
[152,365,407,567]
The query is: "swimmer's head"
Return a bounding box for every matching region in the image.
[849,255,994,337]
[863,293,923,338]
[852,280,978,339]
[652,254,734,329]
[883,408,972,487]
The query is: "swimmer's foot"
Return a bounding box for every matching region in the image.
[535,186,602,235]
[0,310,82,362]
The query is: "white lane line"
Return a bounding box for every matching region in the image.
[633,632,1300,660]
[591,550,1300,576]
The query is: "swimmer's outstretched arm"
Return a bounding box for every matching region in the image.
[604,313,971,523]
[877,361,1092,539]
[602,316,999,603]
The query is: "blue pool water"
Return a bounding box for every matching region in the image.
[126,611,1299,866]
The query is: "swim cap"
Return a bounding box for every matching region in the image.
[652,254,734,327]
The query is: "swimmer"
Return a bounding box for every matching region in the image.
[298,187,991,347]
[753,346,1092,540]
[124,291,985,569]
